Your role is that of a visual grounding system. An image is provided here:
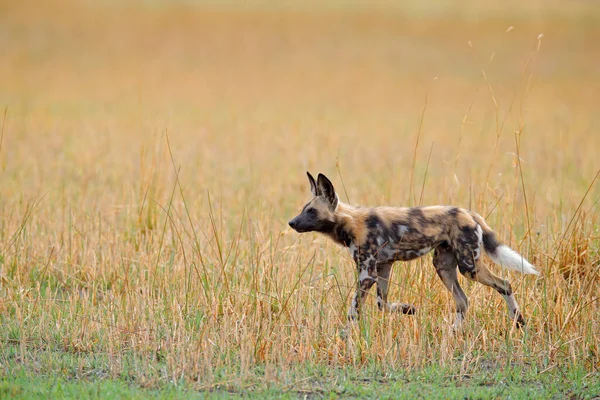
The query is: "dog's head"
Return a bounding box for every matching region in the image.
[288,172,338,233]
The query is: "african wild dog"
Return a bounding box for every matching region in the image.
[288,172,539,329]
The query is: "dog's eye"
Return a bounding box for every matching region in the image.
[306,208,317,216]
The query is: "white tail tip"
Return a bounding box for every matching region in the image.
[489,245,539,275]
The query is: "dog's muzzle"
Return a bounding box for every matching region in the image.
[288,218,306,232]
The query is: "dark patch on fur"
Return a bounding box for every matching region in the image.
[333,224,354,247]
[454,226,478,263]
[447,207,459,217]
[438,240,451,250]
[408,207,426,223]
[459,224,475,237]
[366,214,381,230]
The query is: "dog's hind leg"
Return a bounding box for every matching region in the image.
[460,259,525,327]
[452,225,526,327]
[376,262,416,315]
[453,242,524,327]
[433,244,469,330]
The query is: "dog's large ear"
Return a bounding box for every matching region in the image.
[307,171,319,196]
[317,173,338,208]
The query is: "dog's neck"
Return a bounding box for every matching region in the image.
[326,202,365,247]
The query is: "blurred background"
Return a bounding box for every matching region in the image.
[1,0,599,237]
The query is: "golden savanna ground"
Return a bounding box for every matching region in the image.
[1,0,599,397]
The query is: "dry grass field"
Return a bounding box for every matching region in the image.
[1,0,600,397]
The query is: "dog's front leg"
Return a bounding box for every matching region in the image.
[348,256,377,320]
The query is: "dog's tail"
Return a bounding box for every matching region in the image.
[471,213,539,275]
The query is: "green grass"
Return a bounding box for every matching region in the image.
[1,349,598,399]
[1,377,188,400]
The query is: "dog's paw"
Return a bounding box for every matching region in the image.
[452,312,465,332]
[389,302,416,315]
[513,311,526,329]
